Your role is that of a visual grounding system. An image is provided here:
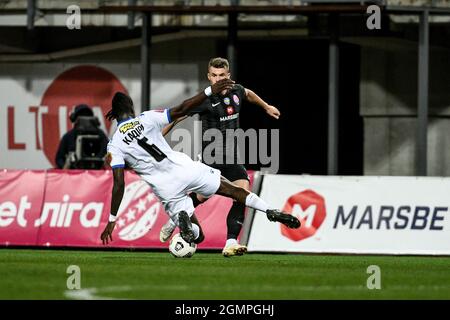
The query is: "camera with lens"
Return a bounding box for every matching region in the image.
[72,116,106,169]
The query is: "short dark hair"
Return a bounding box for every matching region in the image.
[208,57,229,71]
[106,92,134,121]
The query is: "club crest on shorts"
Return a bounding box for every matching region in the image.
[223,97,230,105]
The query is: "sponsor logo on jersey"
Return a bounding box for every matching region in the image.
[220,113,239,122]
[119,121,140,134]
[233,94,240,105]
[226,106,234,115]
[223,97,230,105]
[212,102,221,107]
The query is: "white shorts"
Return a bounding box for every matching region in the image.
[141,160,221,222]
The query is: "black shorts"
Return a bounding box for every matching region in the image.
[206,163,249,182]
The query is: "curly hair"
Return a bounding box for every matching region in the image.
[105,92,134,121]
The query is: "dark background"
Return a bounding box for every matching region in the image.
[220,39,363,175]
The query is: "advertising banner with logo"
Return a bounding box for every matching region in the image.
[247,175,450,255]
[0,63,198,170]
[0,170,254,250]
[0,170,46,246]
[35,170,112,247]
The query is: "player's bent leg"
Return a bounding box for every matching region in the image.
[266,209,301,229]
[160,193,206,242]
[178,211,195,243]
[190,214,205,244]
[215,176,249,203]
[222,242,247,257]
[216,176,301,229]
[223,178,249,257]
[223,203,247,257]
[188,164,300,231]
[160,219,177,243]
[189,192,207,208]
[226,179,249,239]
[164,195,202,243]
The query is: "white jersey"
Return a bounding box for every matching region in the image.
[108,109,190,174]
[107,109,221,215]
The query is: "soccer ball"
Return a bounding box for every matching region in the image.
[169,233,197,258]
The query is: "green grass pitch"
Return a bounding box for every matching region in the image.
[0,249,449,300]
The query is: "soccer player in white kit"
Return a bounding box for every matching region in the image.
[100,79,300,245]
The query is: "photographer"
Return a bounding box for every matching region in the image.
[55,104,109,169]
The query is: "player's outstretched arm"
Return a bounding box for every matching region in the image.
[245,88,280,120]
[101,167,125,245]
[161,115,188,136]
[169,78,234,121]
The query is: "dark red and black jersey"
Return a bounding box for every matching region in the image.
[189,84,246,164]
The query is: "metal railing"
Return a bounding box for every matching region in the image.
[1,0,449,10]
[0,0,449,30]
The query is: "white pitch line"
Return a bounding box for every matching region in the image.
[64,286,133,300]
[64,284,450,300]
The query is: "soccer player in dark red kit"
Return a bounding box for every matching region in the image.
[159,57,281,257]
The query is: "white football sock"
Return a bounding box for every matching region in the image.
[225,239,238,247]
[245,192,270,213]
[192,223,200,240]
[168,218,176,227]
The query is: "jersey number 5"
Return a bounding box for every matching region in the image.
[137,137,167,162]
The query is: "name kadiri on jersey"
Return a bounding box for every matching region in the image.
[120,121,145,145]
